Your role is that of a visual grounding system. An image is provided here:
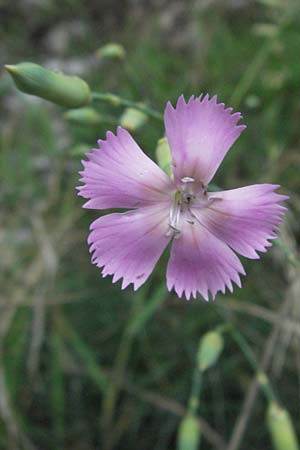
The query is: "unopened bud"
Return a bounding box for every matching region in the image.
[267,402,299,450]
[95,43,125,60]
[70,144,91,156]
[155,137,172,176]
[177,414,201,450]
[120,107,147,132]
[64,107,102,126]
[197,330,224,372]
[5,62,91,108]
[252,23,278,38]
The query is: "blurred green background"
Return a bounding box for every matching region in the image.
[1,0,300,449]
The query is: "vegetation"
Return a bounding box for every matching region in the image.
[1,1,300,449]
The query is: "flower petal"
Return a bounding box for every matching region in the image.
[88,205,171,290]
[78,126,172,209]
[166,219,245,301]
[164,95,246,185]
[194,184,288,259]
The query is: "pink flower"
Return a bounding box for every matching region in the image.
[78,94,288,300]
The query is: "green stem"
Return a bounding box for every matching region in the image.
[188,366,203,415]
[54,311,108,391]
[127,284,167,336]
[229,42,271,108]
[273,240,300,269]
[228,326,276,403]
[230,8,292,109]
[91,92,163,122]
[101,283,168,446]
[50,326,65,449]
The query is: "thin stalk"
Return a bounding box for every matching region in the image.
[53,305,225,449]
[229,42,271,108]
[49,327,65,449]
[273,240,300,269]
[225,296,292,450]
[228,326,276,403]
[101,284,168,449]
[91,92,163,122]
[187,366,203,415]
[229,8,291,109]
[54,311,108,391]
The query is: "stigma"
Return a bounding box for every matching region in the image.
[167,177,208,237]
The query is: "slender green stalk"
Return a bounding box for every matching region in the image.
[230,8,291,108]
[187,367,203,415]
[101,284,168,448]
[91,92,163,122]
[228,326,276,403]
[273,240,300,269]
[54,311,108,391]
[127,284,167,336]
[230,42,271,108]
[50,328,65,449]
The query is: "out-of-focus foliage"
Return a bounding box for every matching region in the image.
[1,1,300,450]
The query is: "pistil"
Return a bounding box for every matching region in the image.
[167,178,215,237]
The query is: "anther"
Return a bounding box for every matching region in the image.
[181,176,195,183]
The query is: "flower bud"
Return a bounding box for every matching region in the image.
[155,137,172,176]
[64,107,102,126]
[177,413,201,450]
[70,144,91,156]
[267,402,299,450]
[252,23,278,38]
[197,330,224,372]
[5,62,91,108]
[95,43,126,60]
[119,107,147,132]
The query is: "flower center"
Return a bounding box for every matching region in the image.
[167,177,208,237]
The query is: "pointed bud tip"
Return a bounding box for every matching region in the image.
[156,136,172,176]
[120,107,147,132]
[177,414,201,450]
[64,107,102,126]
[4,64,17,74]
[267,402,299,450]
[197,330,224,372]
[95,43,126,59]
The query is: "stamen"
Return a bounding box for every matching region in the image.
[181,176,195,183]
[186,218,195,225]
[186,206,195,225]
[167,179,214,237]
[167,193,182,237]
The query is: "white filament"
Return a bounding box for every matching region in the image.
[167,195,181,237]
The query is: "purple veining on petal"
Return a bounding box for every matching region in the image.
[78,94,288,301]
[88,205,171,290]
[77,126,173,210]
[164,94,246,186]
[166,217,245,301]
[193,184,288,259]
